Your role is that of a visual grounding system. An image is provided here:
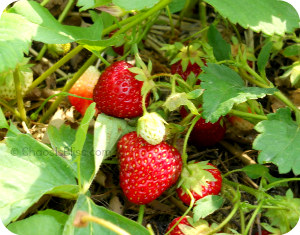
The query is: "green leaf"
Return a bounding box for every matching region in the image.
[94,113,135,165]
[7,214,64,235]
[0,107,9,129]
[113,0,159,10]
[168,0,187,13]
[204,0,299,36]
[0,12,34,73]
[47,124,95,192]
[38,209,69,225]
[0,134,77,225]
[207,25,231,61]
[253,108,300,174]
[63,195,150,235]
[79,35,125,58]
[77,0,96,11]
[9,1,103,44]
[241,164,288,186]
[257,42,273,73]
[283,44,300,57]
[186,89,204,100]
[200,63,277,123]
[265,193,300,233]
[193,195,224,222]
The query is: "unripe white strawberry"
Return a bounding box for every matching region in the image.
[0,57,33,100]
[137,112,167,145]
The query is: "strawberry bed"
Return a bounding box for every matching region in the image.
[0,0,300,235]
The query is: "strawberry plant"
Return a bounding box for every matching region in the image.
[0,0,300,235]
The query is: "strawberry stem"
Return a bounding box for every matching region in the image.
[27,45,84,95]
[80,214,131,235]
[0,98,21,119]
[244,200,264,235]
[97,53,111,67]
[207,201,241,235]
[165,6,175,38]
[199,0,207,40]
[228,110,267,121]
[264,178,300,190]
[30,92,93,120]
[182,115,201,164]
[180,27,209,44]
[13,69,28,124]
[137,205,145,224]
[164,185,195,235]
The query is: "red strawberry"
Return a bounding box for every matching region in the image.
[117,131,182,205]
[68,66,100,116]
[171,60,205,85]
[180,107,226,148]
[166,216,220,235]
[254,231,271,235]
[176,161,222,206]
[93,61,150,119]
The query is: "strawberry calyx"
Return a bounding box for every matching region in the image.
[179,217,213,235]
[177,161,217,197]
[170,43,205,73]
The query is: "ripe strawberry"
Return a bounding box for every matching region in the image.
[118,131,182,205]
[176,161,222,206]
[166,216,220,235]
[180,107,226,148]
[93,61,150,119]
[68,66,100,116]
[0,57,33,100]
[171,60,205,84]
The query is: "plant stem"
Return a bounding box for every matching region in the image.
[228,110,267,120]
[166,6,175,38]
[182,115,201,164]
[27,45,84,94]
[36,0,75,61]
[40,0,49,7]
[175,0,191,28]
[13,69,28,124]
[38,54,98,123]
[30,92,93,120]
[264,178,300,190]
[81,215,130,235]
[180,26,209,43]
[137,205,145,224]
[35,45,48,61]
[0,98,21,118]
[97,53,111,67]
[114,0,173,38]
[207,201,240,235]
[223,178,272,199]
[199,0,207,40]
[165,186,195,235]
[243,200,263,235]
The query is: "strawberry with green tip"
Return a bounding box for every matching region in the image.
[93,61,150,119]
[68,66,100,116]
[117,131,182,205]
[176,161,222,206]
